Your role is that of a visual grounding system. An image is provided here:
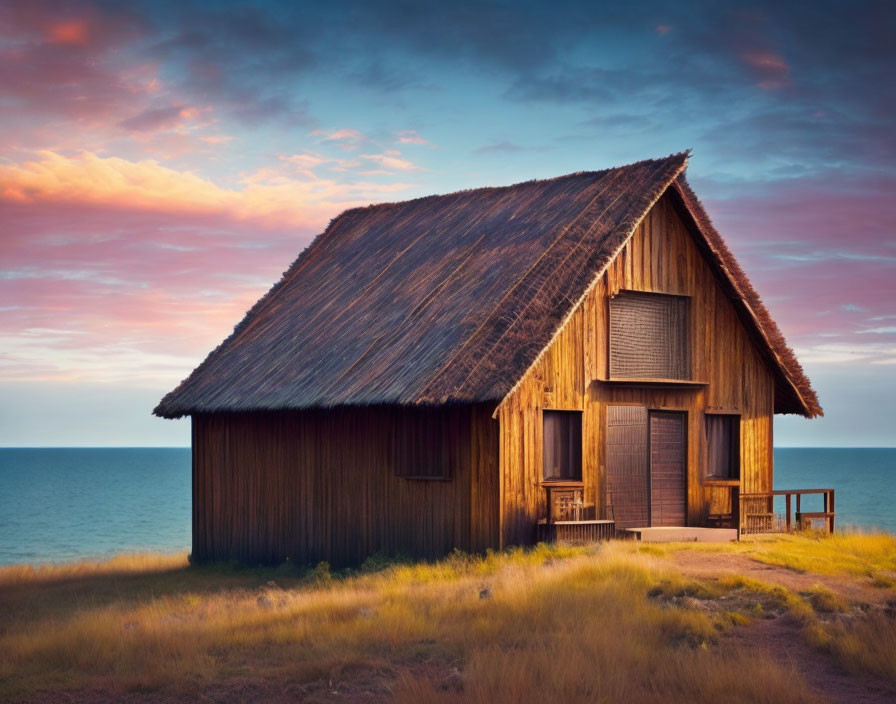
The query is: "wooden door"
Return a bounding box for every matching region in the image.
[606,407,687,528]
[648,411,687,527]
[605,406,648,529]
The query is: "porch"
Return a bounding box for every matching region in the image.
[536,482,618,543]
[625,526,738,542]
[536,484,836,544]
[738,488,836,535]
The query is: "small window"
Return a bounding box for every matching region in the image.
[393,408,461,480]
[609,291,690,380]
[543,411,582,481]
[706,414,739,479]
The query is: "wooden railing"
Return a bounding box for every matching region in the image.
[536,520,617,543]
[739,489,835,535]
[538,484,615,543]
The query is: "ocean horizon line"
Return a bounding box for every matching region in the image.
[3,445,895,450]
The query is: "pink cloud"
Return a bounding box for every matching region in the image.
[118,105,192,132]
[199,135,235,145]
[0,148,422,384]
[397,130,428,145]
[315,128,363,141]
[311,128,367,151]
[0,1,141,49]
[0,41,134,122]
[360,150,422,172]
[47,19,90,46]
[708,175,895,254]
[0,2,147,124]
[741,50,789,90]
[742,51,787,71]
[281,153,328,170]
[0,4,223,163]
[0,150,415,229]
[0,281,261,384]
[703,174,896,352]
[0,205,305,384]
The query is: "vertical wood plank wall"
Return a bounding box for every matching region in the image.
[193,403,499,566]
[498,192,775,546]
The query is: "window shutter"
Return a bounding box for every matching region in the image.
[609,292,689,379]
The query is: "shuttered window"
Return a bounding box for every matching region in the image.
[609,291,690,379]
[542,411,582,481]
[706,414,739,479]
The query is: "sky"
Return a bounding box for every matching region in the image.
[0,0,894,447]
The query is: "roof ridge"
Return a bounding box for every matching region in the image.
[335,151,692,219]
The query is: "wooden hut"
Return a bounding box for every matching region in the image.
[155,152,824,566]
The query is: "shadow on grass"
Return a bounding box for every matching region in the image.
[0,550,422,634]
[0,562,301,633]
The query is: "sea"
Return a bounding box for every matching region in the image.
[0,447,893,566]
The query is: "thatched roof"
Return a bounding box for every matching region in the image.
[155,152,820,419]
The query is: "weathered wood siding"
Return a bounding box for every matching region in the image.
[192,404,499,566]
[498,191,775,546]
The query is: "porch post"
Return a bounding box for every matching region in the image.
[828,491,835,533]
[785,493,791,532]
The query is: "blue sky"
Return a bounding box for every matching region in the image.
[0,0,894,446]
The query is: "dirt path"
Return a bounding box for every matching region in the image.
[725,615,896,704]
[661,549,896,703]
[662,549,892,605]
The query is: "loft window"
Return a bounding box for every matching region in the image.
[706,414,740,479]
[543,410,582,481]
[609,291,690,380]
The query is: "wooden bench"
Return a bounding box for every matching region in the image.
[537,519,615,544]
[740,489,836,535]
[706,512,736,529]
[796,512,835,532]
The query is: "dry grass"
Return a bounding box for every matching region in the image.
[0,552,189,588]
[631,531,896,582]
[1,535,893,702]
[744,531,896,580]
[805,613,896,680]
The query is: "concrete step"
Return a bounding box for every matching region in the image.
[625,526,738,543]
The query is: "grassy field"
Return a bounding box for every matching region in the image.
[1,533,895,702]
